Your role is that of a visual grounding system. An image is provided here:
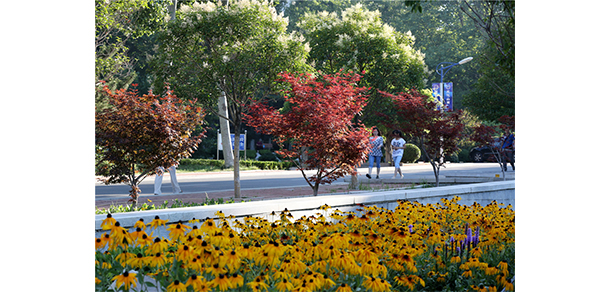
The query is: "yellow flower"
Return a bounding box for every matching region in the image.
[167,222,191,241]
[167,280,187,292]
[322,274,336,289]
[275,278,294,292]
[246,277,270,292]
[111,271,138,291]
[185,274,206,290]
[101,214,116,230]
[176,244,195,263]
[125,253,146,269]
[362,276,391,292]
[462,269,473,278]
[210,274,232,292]
[130,227,147,240]
[228,273,244,289]
[135,233,155,248]
[451,255,462,264]
[148,215,169,229]
[115,250,135,266]
[206,264,227,277]
[335,283,352,292]
[148,237,169,255]
[134,218,147,230]
[147,252,168,268]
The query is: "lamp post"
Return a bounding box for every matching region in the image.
[435,57,473,111]
[434,57,472,164]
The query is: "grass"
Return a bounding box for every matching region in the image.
[95,197,250,215]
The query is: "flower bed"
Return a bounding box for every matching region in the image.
[95,196,514,292]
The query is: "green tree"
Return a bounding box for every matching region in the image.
[151,0,310,199]
[95,0,171,109]
[298,3,429,127]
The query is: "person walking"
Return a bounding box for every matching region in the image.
[154,164,182,195]
[501,130,515,171]
[366,127,384,179]
[390,130,407,179]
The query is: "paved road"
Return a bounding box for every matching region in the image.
[95,162,512,201]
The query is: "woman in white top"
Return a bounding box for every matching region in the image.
[390,129,406,179]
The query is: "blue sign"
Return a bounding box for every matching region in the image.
[432,82,453,111]
[443,82,453,111]
[217,133,245,151]
[231,134,246,151]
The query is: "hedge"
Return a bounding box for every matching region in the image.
[180,158,295,170]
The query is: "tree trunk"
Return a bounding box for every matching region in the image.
[218,91,234,168]
[349,169,359,190]
[168,0,177,21]
[233,120,242,200]
[313,181,319,196]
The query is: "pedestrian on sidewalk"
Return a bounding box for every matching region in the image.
[501,130,515,171]
[366,126,384,179]
[154,164,182,195]
[390,130,406,179]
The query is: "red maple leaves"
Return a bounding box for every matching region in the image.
[247,71,371,196]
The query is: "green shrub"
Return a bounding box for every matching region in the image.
[178,158,294,171]
[401,143,421,163]
[258,151,278,162]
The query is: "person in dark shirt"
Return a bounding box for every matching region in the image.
[501,131,515,171]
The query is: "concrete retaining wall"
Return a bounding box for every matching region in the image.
[95,181,514,239]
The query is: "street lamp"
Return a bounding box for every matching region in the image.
[435,57,473,111]
[434,57,472,164]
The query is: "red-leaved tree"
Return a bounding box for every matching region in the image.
[380,89,465,187]
[246,71,371,196]
[470,115,515,180]
[96,83,207,207]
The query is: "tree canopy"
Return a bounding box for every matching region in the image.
[151,0,311,198]
[247,71,371,196]
[95,83,206,206]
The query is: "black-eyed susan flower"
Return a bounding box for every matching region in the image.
[228,273,244,289]
[167,222,191,241]
[111,271,138,291]
[148,237,169,255]
[135,233,155,248]
[185,274,206,290]
[125,252,146,269]
[134,218,147,230]
[335,283,352,292]
[205,263,227,277]
[210,274,232,291]
[167,279,187,292]
[322,274,336,289]
[176,244,195,263]
[147,252,168,268]
[95,237,106,250]
[362,276,391,292]
[275,278,294,292]
[101,213,116,230]
[115,250,135,266]
[246,276,270,292]
[148,215,168,229]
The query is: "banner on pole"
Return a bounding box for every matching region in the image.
[217,133,245,151]
[432,82,453,111]
[443,82,453,111]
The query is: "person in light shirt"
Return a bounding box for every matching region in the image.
[390,130,407,179]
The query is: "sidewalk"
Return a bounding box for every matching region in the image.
[95,163,513,210]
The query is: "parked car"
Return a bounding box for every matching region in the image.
[469,138,502,162]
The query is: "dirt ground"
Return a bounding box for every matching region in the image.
[95,183,415,211]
